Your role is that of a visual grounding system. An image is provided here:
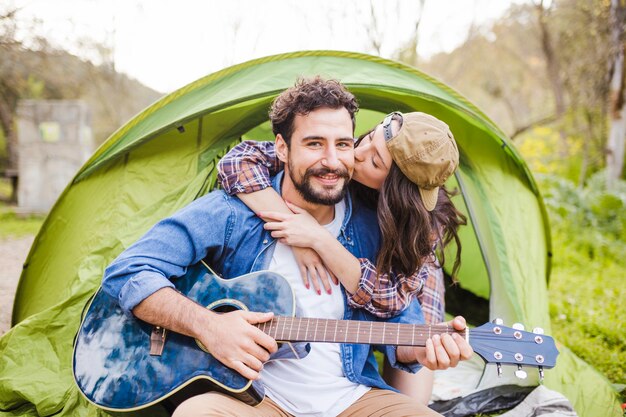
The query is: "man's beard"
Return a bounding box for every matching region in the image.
[289,165,350,205]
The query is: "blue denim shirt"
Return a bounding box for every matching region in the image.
[102,172,423,392]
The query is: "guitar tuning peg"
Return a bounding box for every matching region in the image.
[515,365,527,379]
[538,366,544,382]
[492,318,504,325]
[512,323,525,331]
[496,363,502,378]
[532,327,544,334]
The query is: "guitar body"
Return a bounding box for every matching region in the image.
[73,264,306,414]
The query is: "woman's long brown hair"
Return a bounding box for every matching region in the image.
[353,132,466,279]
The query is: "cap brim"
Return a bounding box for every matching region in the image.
[419,187,439,211]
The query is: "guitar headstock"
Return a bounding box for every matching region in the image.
[470,321,559,379]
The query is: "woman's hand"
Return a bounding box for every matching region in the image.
[292,247,338,295]
[259,202,332,249]
[260,202,338,294]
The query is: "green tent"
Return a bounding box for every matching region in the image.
[1,51,621,417]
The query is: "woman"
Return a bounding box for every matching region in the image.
[217,111,466,404]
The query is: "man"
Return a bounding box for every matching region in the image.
[102,77,472,416]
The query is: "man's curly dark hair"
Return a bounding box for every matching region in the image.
[269,77,358,146]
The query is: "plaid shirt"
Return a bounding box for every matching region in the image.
[354,255,445,322]
[218,140,445,323]
[218,141,283,195]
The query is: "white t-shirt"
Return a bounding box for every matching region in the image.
[261,200,370,417]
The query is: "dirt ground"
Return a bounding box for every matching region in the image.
[0,236,34,336]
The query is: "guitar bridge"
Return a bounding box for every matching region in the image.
[150,326,167,356]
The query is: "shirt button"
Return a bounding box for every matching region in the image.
[263,239,268,244]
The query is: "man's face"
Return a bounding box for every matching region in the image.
[276,107,355,205]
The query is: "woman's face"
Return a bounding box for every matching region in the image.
[353,120,398,190]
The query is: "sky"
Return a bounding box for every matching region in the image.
[10,0,527,93]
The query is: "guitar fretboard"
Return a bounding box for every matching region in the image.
[256,317,465,346]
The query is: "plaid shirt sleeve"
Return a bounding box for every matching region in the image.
[347,253,445,322]
[417,259,446,324]
[217,140,284,195]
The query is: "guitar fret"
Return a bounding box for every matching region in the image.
[314,319,319,342]
[396,324,399,345]
[344,321,348,342]
[294,318,300,341]
[280,317,286,340]
[356,321,361,344]
[333,320,338,342]
[305,317,310,341]
[368,322,372,344]
[382,322,386,344]
[411,325,415,346]
[323,319,328,342]
[288,317,294,340]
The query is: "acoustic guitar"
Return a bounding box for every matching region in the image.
[73,262,558,415]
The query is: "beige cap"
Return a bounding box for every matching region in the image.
[385,112,459,211]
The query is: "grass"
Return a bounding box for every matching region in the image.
[0,179,45,238]
[0,206,45,238]
[547,224,626,398]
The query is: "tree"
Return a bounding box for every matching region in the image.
[534,0,568,154]
[393,0,426,66]
[0,5,161,202]
[555,0,612,185]
[414,4,553,137]
[0,6,35,201]
[606,0,626,188]
[398,0,616,185]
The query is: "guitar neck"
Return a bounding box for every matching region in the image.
[256,316,465,346]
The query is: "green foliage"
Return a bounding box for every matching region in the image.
[26,74,45,99]
[0,205,44,238]
[0,177,9,197]
[540,171,626,242]
[516,127,582,180]
[539,173,626,392]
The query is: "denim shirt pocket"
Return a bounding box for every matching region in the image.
[339,223,355,251]
[249,230,276,272]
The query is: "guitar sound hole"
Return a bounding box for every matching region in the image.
[206,299,248,314]
[213,305,239,313]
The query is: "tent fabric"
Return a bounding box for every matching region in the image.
[0,51,621,417]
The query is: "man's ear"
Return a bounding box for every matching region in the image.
[275,134,289,163]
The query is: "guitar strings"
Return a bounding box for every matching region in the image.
[258,317,524,336]
[256,318,547,344]
[258,318,511,336]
